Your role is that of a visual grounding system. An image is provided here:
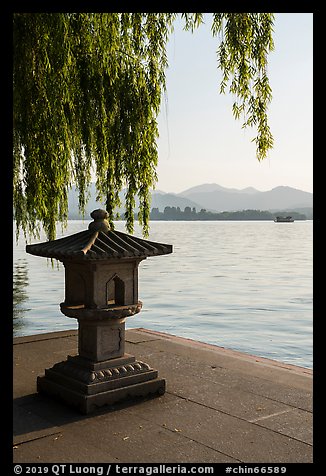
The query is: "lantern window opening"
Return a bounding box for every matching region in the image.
[106,274,125,307]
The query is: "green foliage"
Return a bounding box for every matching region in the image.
[13,13,274,241]
[212,14,274,161]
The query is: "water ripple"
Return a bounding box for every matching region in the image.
[13,220,313,368]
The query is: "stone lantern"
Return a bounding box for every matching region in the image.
[26,209,172,413]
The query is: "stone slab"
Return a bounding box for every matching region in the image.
[13,432,118,463]
[13,328,313,463]
[13,404,61,446]
[125,393,312,463]
[13,408,236,464]
[53,399,238,463]
[248,407,313,445]
[147,346,312,410]
[14,344,77,399]
[125,328,163,343]
[13,330,78,345]
[126,345,312,430]
[126,329,312,388]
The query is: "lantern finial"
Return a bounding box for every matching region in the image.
[88,209,110,232]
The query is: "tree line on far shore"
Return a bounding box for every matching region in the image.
[67,205,309,221]
[147,206,307,221]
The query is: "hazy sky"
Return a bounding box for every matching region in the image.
[155,13,313,194]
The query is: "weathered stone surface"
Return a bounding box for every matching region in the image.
[13,329,313,463]
[13,404,61,446]
[37,374,166,414]
[78,319,125,361]
[37,349,165,414]
[61,260,142,310]
[25,209,173,261]
[25,211,172,413]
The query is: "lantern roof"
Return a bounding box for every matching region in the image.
[26,209,172,261]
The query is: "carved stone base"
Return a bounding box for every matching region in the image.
[37,354,165,414]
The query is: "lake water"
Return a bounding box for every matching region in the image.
[13,220,313,369]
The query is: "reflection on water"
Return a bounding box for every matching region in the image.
[13,259,30,331]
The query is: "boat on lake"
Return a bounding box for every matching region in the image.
[274,216,294,222]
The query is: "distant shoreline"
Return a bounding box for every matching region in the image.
[68,208,311,221]
[148,208,308,221]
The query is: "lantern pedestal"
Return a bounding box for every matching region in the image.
[37,353,165,414]
[37,308,165,414]
[60,303,145,361]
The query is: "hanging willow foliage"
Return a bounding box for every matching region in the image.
[13,12,274,241]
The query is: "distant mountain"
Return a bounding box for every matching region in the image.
[67,184,202,219]
[240,187,260,194]
[178,184,312,212]
[181,183,250,196]
[67,182,313,218]
[68,183,106,219]
[150,191,202,211]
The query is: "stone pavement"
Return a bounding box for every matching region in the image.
[13,328,313,463]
